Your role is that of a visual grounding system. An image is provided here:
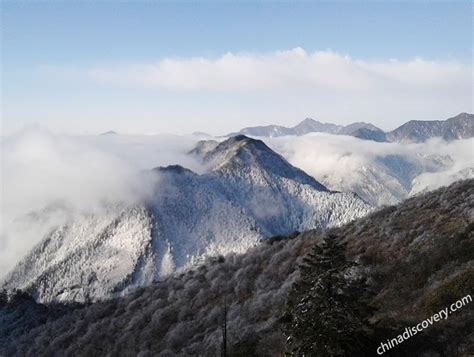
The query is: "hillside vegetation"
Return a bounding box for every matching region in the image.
[1,179,472,356]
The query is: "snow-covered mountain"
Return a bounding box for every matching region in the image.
[291,118,341,135]
[2,135,371,303]
[349,127,387,142]
[410,166,474,196]
[337,122,383,136]
[264,134,468,207]
[226,118,383,139]
[227,124,294,137]
[385,113,473,143]
[315,153,452,206]
[227,113,474,143]
[3,180,472,356]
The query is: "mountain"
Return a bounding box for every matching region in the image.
[315,152,452,206]
[337,121,382,135]
[2,179,472,356]
[227,124,294,137]
[411,166,474,196]
[191,131,213,139]
[1,135,371,303]
[386,113,474,143]
[226,118,384,140]
[263,135,457,207]
[291,118,342,135]
[198,137,417,207]
[227,113,474,143]
[349,127,387,142]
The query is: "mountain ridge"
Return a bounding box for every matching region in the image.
[386,112,474,143]
[227,118,382,139]
[226,112,473,143]
[2,179,472,356]
[2,135,371,303]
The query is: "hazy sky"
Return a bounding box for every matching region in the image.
[2,1,473,135]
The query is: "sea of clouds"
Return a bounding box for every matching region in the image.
[265,133,473,204]
[0,127,204,277]
[1,127,472,278]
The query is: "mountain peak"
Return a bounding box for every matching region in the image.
[214,134,271,153]
[194,135,330,192]
[449,112,472,120]
[154,164,195,175]
[225,113,473,142]
[203,135,278,167]
[227,134,255,143]
[386,113,473,143]
[2,134,371,304]
[293,119,342,135]
[297,118,319,125]
[99,130,117,136]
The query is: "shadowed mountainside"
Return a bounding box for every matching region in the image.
[386,113,474,143]
[227,113,473,143]
[1,179,472,356]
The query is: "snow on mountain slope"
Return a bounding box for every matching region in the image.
[264,134,468,206]
[227,113,473,143]
[193,136,369,232]
[349,127,387,142]
[386,112,474,143]
[306,153,426,207]
[2,206,155,302]
[226,118,382,138]
[338,122,382,135]
[291,118,342,135]
[227,124,294,137]
[2,135,371,303]
[411,166,474,196]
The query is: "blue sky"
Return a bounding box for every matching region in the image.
[2,1,473,134]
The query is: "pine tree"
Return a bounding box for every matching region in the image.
[0,289,8,306]
[283,235,375,356]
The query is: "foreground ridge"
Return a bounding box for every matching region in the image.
[1,179,472,356]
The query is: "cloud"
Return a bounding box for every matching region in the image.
[1,126,472,278]
[85,48,471,94]
[264,134,474,206]
[0,127,204,277]
[20,48,471,136]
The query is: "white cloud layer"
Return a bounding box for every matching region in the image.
[87,48,471,94]
[265,134,474,206]
[0,128,204,277]
[1,127,472,279]
[6,48,468,135]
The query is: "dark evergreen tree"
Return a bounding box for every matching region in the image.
[283,235,375,356]
[0,289,8,306]
[229,332,260,357]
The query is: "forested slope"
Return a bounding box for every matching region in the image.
[1,179,472,356]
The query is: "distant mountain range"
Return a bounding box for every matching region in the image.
[2,135,371,303]
[386,112,474,143]
[227,112,473,143]
[227,118,386,141]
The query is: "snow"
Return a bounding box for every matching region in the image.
[2,136,372,303]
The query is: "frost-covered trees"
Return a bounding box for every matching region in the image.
[1,180,472,356]
[283,235,375,356]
